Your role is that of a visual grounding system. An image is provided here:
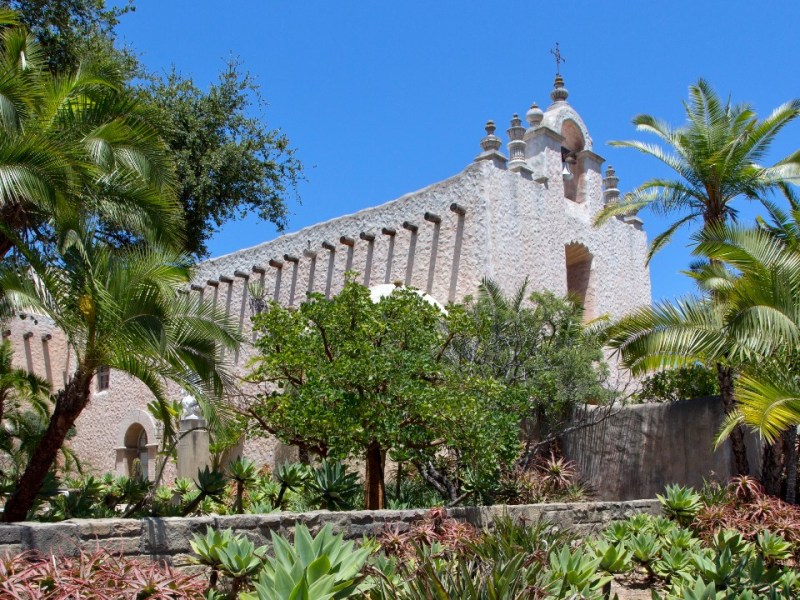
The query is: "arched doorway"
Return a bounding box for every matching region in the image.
[565,243,595,320]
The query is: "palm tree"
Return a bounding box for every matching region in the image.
[598,80,800,478]
[594,79,800,261]
[695,220,800,498]
[0,10,183,258]
[0,226,241,521]
[0,338,61,484]
[607,215,800,481]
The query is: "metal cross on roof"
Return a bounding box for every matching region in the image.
[550,42,566,75]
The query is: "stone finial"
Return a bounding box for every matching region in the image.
[550,74,569,103]
[525,102,544,129]
[603,165,621,205]
[475,120,508,168]
[479,120,502,153]
[506,114,528,171]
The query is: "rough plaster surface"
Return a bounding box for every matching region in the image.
[563,397,762,501]
[0,499,660,563]
[2,94,652,487]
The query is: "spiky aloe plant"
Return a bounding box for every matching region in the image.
[228,457,258,514]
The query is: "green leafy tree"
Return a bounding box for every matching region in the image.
[138,63,302,256]
[446,278,614,468]
[1,0,136,75]
[246,278,518,510]
[0,225,241,521]
[635,365,719,403]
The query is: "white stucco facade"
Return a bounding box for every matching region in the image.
[3,76,650,477]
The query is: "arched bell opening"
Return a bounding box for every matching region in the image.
[561,120,586,203]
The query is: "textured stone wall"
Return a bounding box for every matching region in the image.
[563,397,762,501]
[0,499,660,565]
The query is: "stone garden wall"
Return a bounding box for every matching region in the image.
[0,499,659,566]
[564,397,762,501]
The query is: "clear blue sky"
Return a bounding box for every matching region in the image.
[114,0,800,302]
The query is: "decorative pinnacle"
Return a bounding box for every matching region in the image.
[603,165,621,205]
[506,114,527,168]
[603,165,619,189]
[550,74,569,103]
[479,120,502,153]
[526,102,544,128]
[507,114,525,141]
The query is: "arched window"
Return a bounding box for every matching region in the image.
[560,121,586,203]
[565,243,595,320]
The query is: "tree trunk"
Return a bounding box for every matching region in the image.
[395,461,403,501]
[716,364,750,476]
[785,427,798,504]
[364,441,385,510]
[2,369,92,522]
[761,436,784,497]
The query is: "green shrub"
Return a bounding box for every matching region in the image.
[635,365,719,403]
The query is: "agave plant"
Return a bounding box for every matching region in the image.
[304,460,360,511]
[629,532,662,575]
[658,484,702,526]
[543,545,609,598]
[654,546,694,582]
[274,461,310,508]
[182,466,227,516]
[228,458,258,514]
[217,534,266,595]
[190,528,237,588]
[757,531,792,565]
[242,524,370,600]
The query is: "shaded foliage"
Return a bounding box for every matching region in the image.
[635,364,720,403]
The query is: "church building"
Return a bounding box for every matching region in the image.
[2,74,651,479]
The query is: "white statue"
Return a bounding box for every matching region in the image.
[181,395,202,420]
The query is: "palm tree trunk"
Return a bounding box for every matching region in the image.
[2,369,92,522]
[716,364,750,476]
[761,436,784,497]
[785,427,798,504]
[0,234,11,259]
[364,441,385,510]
